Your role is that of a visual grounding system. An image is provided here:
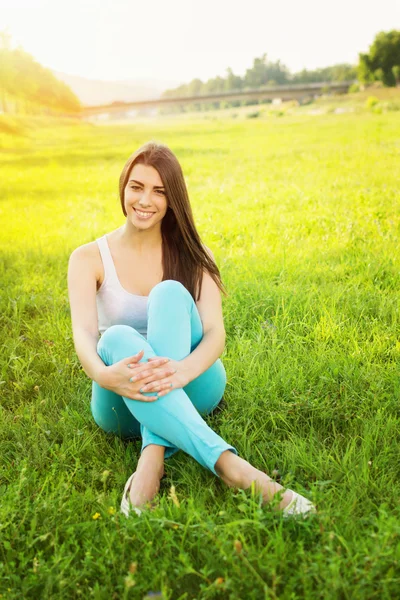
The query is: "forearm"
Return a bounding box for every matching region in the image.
[72,328,107,385]
[179,327,225,384]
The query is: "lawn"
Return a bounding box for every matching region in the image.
[0,108,399,599]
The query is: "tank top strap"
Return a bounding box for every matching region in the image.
[96,235,119,285]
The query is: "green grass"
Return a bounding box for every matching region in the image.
[0,109,399,599]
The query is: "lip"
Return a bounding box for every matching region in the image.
[133,208,156,219]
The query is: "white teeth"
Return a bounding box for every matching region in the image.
[135,209,154,218]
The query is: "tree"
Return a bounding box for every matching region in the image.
[291,63,357,84]
[224,67,243,92]
[245,55,266,87]
[358,30,400,87]
[358,54,375,84]
[244,53,289,87]
[187,78,203,97]
[0,30,81,114]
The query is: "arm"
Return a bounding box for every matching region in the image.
[68,244,174,400]
[145,246,225,390]
[67,244,108,385]
[178,247,226,384]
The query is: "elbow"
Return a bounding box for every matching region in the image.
[72,327,100,359]
[220,326,226,349]
[204,325,226,356]
[214,326,226,355]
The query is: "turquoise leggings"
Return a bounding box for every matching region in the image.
[91,280,238,476]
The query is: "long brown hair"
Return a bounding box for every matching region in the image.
[119,141,227,302]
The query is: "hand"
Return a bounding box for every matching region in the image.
[98,350,177,402]
[135,357,189,398]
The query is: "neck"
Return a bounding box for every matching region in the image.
[118,221,162,253]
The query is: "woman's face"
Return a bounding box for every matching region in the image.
[124,163,168,230]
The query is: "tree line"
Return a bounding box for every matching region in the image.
[0,31,80,115]
[161,30,400,111]
[162,61,356,102]
[0,29,398,116]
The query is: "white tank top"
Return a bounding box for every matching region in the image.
[96,234,148,338]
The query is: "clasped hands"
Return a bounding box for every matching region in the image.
[100,349,189,402]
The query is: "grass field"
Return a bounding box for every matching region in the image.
[0,107,400,599]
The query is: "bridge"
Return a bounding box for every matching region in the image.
[81,81,354,119]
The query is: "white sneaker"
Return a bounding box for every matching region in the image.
[282,490,317,518]
[120,472,142,518]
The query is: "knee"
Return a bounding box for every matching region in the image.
[149,280,191,306]
[97,324,136,353]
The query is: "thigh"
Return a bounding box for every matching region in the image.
[91,380,141,439]
[147,281,227,415]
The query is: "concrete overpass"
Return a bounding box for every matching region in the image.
[81,81,354,119]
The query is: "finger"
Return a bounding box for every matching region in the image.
[128,358,169,370]
[129,369,154,382]
[140,371,172,387]
[133,370,167,385]
[156,382,175,393]
[142,381,174,393]
[130,393,159,402]
[126,350,144,368]
[147,356,169,362]
[157,387,173,398]
[139,370,176,389]
[130,367,176,383]
[148,358,170,368]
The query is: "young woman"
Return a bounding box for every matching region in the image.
[67,141,316,518]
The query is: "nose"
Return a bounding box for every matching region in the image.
[138,190,152,207]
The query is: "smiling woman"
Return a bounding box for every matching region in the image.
[67,140,316,519]
[126,169,168,223]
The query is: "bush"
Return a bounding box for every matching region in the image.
[284,100,300,109]
[246,111,260,119]
[348,83,360,93]
[268,110,284,117]
[385,101,400,111]
[365,96,379,109]
[370,80,384,89]
[0,115,28,136]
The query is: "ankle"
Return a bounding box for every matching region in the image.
[216,452,259,488]
[137,446,165,479]
[136,459,164,479]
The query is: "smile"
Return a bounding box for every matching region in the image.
[134,208,155,219]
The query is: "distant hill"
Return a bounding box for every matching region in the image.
[51,71,182,107]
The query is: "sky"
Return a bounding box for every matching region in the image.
[2,0,399,85]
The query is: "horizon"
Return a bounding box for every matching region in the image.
[2,0,399,87]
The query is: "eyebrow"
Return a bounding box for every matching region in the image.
[129,179,165,189]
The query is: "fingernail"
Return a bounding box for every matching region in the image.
[130,377,137,382]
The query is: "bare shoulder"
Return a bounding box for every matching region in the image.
[69,240,98,260]
[202,244,216,261]
[68,241,102,285]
